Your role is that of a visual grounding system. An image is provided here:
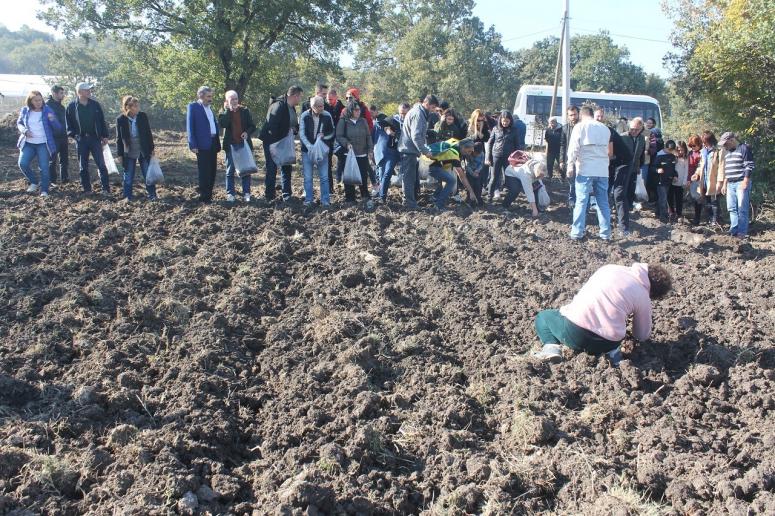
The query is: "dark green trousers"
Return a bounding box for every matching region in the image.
[535,309,620,354]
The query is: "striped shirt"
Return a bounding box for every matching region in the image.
[723,144,754,182]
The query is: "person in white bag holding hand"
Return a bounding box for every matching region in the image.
[116,96,157,201]
[218,90,257,202]
[299,96,335,207]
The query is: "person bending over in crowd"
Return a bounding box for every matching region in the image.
[424,138,477,210]
[218,90,257,202]
[16,90,62,198]
[116,95,157,201]
[336,100,374,207]
[532,263,672,365]
[502,157,547,217]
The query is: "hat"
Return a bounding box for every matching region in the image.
[718,131,736,145]
[75,82,93,92]
[346,88,360,100]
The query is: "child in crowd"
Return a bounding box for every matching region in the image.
[465,142,485,206]
[669,141,689,222]
[653,140,678,223]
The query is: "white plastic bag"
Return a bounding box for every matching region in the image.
[146,157,164,185]
[309,137,329,164]
[103,145,119,175]
[689,180,703,202]
[342,148,362,185]
[231,141,258,177]
[536,180,550,207]
[269,130,296,167]
[635,174,648,201]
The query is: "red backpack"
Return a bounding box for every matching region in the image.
[507,150,531,167]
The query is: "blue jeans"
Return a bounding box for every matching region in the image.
[571,175,611,240]
[378,154,400,200]
[727,180,751,236]
[123,156,157,200]
[19,142,51,193]
[77,135,110,192]
[224,148,251,196]
[263,144,292,200]
[400,153,419,208]
[428,166,457,209]
[302,151,330,205]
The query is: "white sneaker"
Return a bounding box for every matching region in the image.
[226,194,236,202]
[493,190,502,201]
[452,193,463,202]
[40,192,49,199]
[244,193,251,202]
[26,184,38,193]
[531,344,563,363]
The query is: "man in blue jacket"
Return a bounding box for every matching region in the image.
[65,82,111,195]
[187,86,222,203]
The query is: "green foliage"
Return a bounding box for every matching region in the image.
[0,24,56,74]
[512,32,664,98]
[39,0,377,119]
[351,0,517,116]
[663,0,774,202]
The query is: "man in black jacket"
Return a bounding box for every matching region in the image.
[544,117,562,180]
[259,85,303,201]
[46,85,68,184]
[65,82,111,195]
[559,105,579,208]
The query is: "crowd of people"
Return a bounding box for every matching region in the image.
[15,82,755,239]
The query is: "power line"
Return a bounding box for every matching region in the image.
[573,27,671,44]
[502,25,561,43]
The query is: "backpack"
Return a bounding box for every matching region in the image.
[429,138,461,163]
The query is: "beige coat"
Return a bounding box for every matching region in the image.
[694,148,725,197]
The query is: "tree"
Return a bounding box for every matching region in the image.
[39,0,378,105]
[663,0,773,183]
[512,32,663,97]
[351,0,518,115]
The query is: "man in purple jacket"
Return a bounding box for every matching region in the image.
[187,86,222,203]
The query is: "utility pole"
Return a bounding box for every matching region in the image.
[562,0,571,123]
[549,14,566,124]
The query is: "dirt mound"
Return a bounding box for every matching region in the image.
[0,150,774,514]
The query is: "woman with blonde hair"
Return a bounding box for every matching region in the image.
[116,95,157,200]
[468,109,491,190]
[16,90,62,197]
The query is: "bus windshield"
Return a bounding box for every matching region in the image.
[526,94,661,126]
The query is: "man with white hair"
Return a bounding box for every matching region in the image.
[544,117,562,179]
[619,117,647,236]
[65,82,111,195]
[187,86,221,203]
[218,90,257,202]
[298,95,335,206]
[567,106,613,241]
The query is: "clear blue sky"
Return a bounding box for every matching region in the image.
[473,0,675,77]
[9,0,675,77]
